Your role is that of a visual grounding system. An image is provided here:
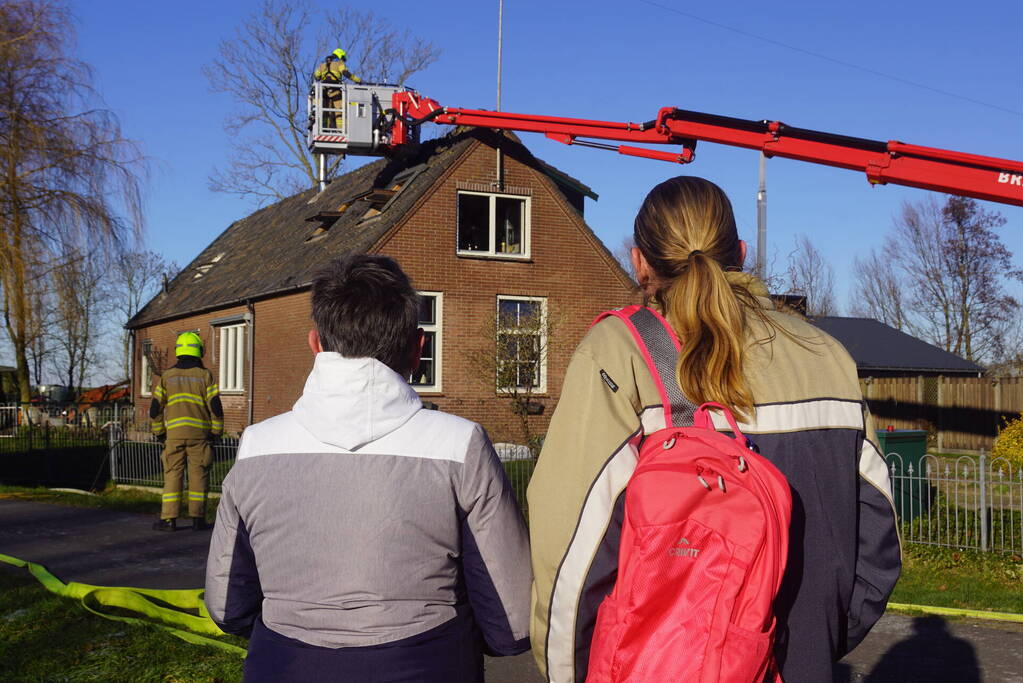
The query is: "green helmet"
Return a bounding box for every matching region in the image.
[175,332,204,358]
[332,48,347,60]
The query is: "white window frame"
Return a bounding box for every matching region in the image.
[411,291,443,393]
[139,340,153,397]
[218,323,246,393]
[456,191,531,259]
[496,295,547,394]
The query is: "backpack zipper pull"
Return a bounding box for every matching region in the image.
[718,475,726,492]
[662,436,676,450]
[697,474,711,490]
[737,455,748,473]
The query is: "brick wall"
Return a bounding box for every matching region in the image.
[133,138,638,443]
[376,139,637,442]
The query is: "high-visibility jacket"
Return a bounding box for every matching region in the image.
[151,362,223,440]
[313,59,361,84]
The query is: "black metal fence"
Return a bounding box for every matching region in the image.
[0,402,121,489]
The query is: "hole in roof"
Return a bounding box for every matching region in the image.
[192,252,226,279]
[305,202,350,242]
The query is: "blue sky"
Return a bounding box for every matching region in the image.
[70,0,1023,309]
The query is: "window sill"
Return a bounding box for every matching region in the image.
[413,390,444,396]
[456,252,533,263]
[219,390,247,396]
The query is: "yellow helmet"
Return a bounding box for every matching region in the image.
[175,332,204,358]
[332,48,347,60]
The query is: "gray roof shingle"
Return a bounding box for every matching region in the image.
[811,316,984,375]
[128,128,599,328]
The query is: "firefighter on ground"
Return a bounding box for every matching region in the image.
[313,48,362,129]
[150,332,224,531]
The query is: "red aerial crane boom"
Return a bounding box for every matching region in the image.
[377,91,1023,208]
[304,83,1023,206]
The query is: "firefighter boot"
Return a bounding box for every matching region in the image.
[153,518,177,532]
[191,517,211,531]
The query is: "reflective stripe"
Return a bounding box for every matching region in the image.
[206,385,219,399]
[546,431,641,681]
[151,424,166,434]
[162,493,181,501]
[165,417,212,430]
[705,399,864,434]
[166,394,206,407]
[188,492,206,500]
[153,386,166,399]
[860,438,895,502]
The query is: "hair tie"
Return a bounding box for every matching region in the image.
[687,250,703,259]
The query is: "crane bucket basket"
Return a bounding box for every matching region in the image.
[306,81,417,156]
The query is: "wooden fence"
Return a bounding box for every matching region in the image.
[862,375,1023,453]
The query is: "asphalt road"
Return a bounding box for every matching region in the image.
[2,498,1021,682]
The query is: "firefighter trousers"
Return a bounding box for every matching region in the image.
[160,438,213,519]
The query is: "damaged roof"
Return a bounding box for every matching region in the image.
[128,128,601,328]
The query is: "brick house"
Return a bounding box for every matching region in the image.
[127,129,636,442]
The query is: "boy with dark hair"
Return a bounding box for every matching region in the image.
[206,253,531,682]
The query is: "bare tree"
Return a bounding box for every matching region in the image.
[612,236,635,278]
[849,248,908,329]
[48,247,109,393]
[889,196,1020,363]
[108,250,177,380]
[0,0,146,404]
[466,300,565,455]
[742,237,786,293]
[1,254,52,388]
[203,0,440,204]
[784,234,837,316]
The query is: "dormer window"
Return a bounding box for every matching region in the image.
[457,191,530,258]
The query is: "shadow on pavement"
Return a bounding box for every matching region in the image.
[860,615,981,683]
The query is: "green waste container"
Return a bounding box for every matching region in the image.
[876,429,930,522]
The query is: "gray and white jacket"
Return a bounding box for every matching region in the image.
[205,353,532,654]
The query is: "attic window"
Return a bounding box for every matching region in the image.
[193,252,225,279]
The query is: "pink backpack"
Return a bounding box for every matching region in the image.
[586,306,792,683]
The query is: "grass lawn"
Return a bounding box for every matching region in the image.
[0,571,245,682]
[891,544,1023,614]
[0,485,221,521]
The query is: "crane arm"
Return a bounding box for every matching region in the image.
[390,92,1023,207]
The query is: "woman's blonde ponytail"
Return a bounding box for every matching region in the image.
[633,177,755,418]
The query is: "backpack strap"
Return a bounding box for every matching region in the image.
[591,305,698,428]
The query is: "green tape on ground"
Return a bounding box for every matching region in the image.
[888,602,1023,623]
[0,553,246,657]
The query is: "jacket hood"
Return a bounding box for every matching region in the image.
[292,353,422,450]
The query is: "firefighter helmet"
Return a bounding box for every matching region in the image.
[332,48,347,60]
[175,332,204,358]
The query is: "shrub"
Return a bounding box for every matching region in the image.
[992,413,1023,473]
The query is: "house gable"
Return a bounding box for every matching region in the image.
[129,129,638,440]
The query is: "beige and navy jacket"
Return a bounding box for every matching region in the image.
[150,358,224,440]
[527,274,901,683]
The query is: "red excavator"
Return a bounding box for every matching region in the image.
[305,80,1023,207]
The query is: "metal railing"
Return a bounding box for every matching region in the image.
[110,436,239,493]
[887,451,1023,554]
